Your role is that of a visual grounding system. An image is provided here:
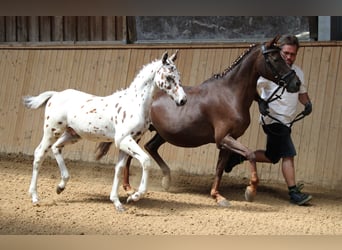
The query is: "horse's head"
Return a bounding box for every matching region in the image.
[154,51,187,106]
[258,35,301,93]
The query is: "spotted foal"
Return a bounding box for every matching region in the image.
[23,51,186,212]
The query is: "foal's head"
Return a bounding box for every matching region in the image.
[258,35,301,93]
[154,51,187,106]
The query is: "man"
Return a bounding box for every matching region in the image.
[226,35,313,205]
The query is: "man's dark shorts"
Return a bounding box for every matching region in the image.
[262,123,297,164]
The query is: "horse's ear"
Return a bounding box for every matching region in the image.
[266,34,281,48]
[162,51,168,64]
[267,35,281,47]
[169,50,179,62]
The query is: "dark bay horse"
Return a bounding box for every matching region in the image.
[96,36,301,206]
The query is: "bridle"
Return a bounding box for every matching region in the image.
[261,44,297,96]
[260,44,305,129]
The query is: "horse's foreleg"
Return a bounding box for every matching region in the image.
[144,133,170,190]
[29,136,55,204]
[51,130,80,195]
[220,135,259,202]
[123,156,135,195]
[210,150,231,207]
[119,136,151,204]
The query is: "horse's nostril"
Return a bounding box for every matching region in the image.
[179,98,187,106]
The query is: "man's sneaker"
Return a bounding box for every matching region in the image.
[289,187,312,205]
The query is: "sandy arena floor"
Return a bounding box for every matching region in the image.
[0,153,341,235]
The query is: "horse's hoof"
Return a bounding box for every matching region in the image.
[217,199,231,207]
[162,176,171,191]
[56,186,65,194]
[123,185,135,196]
[245,186,256,202]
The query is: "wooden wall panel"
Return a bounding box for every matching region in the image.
[0,43,341,191]
[0,16,124,43]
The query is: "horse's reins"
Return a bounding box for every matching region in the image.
[260,44,307,131]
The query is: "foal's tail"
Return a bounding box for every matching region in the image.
[95,142,113,160]
[23,91,57,109]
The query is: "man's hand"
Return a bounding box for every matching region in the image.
[302,101,312,116]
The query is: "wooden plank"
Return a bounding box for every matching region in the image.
[52,16,63,41]
[115,16,125,41]
[90,16,103,41]
[16,16,28,42]
[295,46,314,181]
[63,16,76,41]
[28,16,39,42]
[311,47,332,186]
[77,17,89,41]
[5,16,16,42]
[0,17,4,42]
[103,16,116,41]
[303,47,323,184]
[319,47,340,187]
[39,16,51,42]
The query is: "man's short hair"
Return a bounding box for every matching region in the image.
[280,35,300,50]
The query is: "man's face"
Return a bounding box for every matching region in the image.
[281,44,298,66]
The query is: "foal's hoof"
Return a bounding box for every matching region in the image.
[56,186,65,194]
[245,186,256,202]
[114,204,126,213]
[32,200,40,206]
[127,192,141,203]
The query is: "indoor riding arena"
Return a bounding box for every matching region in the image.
[0,16,341,235]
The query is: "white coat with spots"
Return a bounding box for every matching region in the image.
[23,51,187,212]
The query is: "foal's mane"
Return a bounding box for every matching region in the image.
[213,43,257,79]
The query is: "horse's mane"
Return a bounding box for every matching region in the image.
[213,43,257,79]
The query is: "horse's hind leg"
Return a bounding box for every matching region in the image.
[29,135,56,204]
[119,136,151,203]
[144,133,170,190]
[210,150,231,207]
[123,156,135,195]
[51,129,80,194]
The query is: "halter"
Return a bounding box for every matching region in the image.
[260,44,305,129]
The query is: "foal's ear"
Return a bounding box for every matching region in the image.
[169,50,179,62]
[162,51,168,64]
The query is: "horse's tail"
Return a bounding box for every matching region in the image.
[23,91,57,109]
[95,142,113,160]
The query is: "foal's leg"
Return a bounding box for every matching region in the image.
[144,133,170,190]
[219,135,259,202]
[50,130,80,194]
[110,150,130,212]
[29,134,56,204]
